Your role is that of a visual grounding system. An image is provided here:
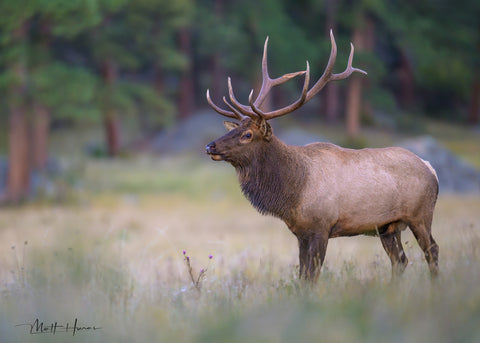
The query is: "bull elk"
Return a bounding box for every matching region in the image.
[205,30,439,281]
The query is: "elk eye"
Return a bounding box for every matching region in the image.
[241,131,253,141]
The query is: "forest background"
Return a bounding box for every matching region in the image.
[0,0,479,203]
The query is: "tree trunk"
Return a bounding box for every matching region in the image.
[210,0,225,106]
[398,50,416,109]
[154,64,164,95]
[324,83,340,122]
[104,111,120,156]
[5,23,30,203]
[32,20,52,171]
[468,75,479,125]
[346,75,362,138]
[210,52,225,106]
[6,64,30,203]
[177,28,194,120]
[361,15,375,121]
[469,22,480,125]
[102,58,120,156]
[32,102,50,170]
[345,27,363,138]
[323,0,340,122]
[345,14,374,137]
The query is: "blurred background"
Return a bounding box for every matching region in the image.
[1,2,480,342]
[0,0,479,204]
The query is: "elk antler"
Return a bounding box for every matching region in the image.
[304,30,367,103]
[206,30,367,121]
[207,37,307,121]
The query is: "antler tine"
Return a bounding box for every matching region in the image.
[248,90,266,120]
[249,61,311,120]
[252,36,272,108]
[254,36,306,108]
[258,36,270,101]
[219,38,307,120]
[206,89,241,119]
[304,29,337,102]
[222,96,246,120]
[227,77,257,119]
[305,29,366,102]
[330,42,368,81]
[261,60,311,120]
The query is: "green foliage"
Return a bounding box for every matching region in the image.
[0,1,34,41]
[31,63,101,119]
[0,0,191,127]
[387,0,480,117]
[37,0,103,38]
[123,0,192,71]
[367,88,397,114]
[106,81,175,127]
[195,0,314,83]
[0,0,478,140]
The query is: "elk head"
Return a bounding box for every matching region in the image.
[205,30,367,164]
[205,117,272,164]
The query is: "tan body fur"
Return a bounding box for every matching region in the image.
[207,119,439,280]
[293,142,438,238]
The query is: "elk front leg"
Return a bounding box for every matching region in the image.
[297,231,329,281]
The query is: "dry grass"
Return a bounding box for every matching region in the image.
[1,156,480,342]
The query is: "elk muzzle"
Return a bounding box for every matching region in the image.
[206,141,224,161]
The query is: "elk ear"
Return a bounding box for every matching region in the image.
[223,121,239,132]
[260,120,273,141]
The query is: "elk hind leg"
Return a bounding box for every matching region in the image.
[379,222,408,278]
[409,221,439,278]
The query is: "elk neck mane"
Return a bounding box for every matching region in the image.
[234,136,308,220]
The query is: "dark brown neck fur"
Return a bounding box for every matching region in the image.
[233,137,308,221]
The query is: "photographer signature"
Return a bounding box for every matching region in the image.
[15,318,101,336]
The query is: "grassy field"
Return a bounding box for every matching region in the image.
[1,155,480,343]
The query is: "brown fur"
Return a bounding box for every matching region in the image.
[206,117,439,281]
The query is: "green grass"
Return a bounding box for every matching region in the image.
[1,156,480,342]
[81,155,240,199]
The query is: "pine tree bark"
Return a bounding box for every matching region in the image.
[210,0,225,106]
[345,15,374,138]
[104,111,120,157]
[468,75,479,125]
[398,51,416,109]
[32,20,52,171]
[345,27,363,138]
[177,28,194,120]
[469,23,480,125]
[6,59,30,203]
[102,58,120,157]
[346,74,362,138]
[361,15,375,121]
[32,102,50,170]
[210,52,225,106]
[323,0,340,122]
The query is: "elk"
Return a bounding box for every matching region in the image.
[205,30,439,281]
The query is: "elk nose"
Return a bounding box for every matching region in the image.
[206,141,216,154]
